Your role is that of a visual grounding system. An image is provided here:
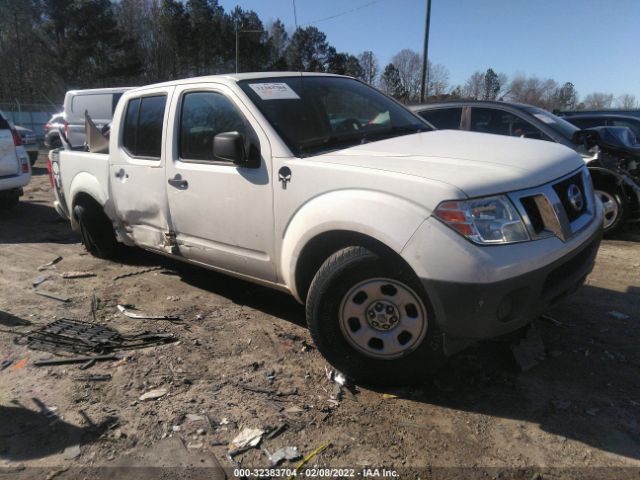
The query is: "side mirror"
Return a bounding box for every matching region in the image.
[213,131,260,168]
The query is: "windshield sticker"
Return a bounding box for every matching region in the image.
[248,83,300,100]
[533,113,556,124]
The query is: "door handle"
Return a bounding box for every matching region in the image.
[114,168,126,179]
[168,174,188,190]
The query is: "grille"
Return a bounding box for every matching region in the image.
[520,196,545,234]
[553,173,586,222]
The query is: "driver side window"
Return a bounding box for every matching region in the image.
[180,91,251,162]
[470,108,548,140]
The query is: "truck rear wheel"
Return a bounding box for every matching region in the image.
[306,246,445,386]
[74,203,120,259]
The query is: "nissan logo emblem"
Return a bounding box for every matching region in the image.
[567,184,584,212]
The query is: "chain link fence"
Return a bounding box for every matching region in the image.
[0,102,62,142]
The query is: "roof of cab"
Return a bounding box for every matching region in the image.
[126,71,345,94]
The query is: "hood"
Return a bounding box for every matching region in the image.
[314,130,584,198]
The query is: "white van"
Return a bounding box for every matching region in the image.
[63,87,133,148]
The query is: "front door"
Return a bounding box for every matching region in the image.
[165,84,276,281]
[110,88,174,251]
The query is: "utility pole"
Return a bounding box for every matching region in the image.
[419,0,432,103]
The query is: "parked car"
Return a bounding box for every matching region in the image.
[50,73,602,385]
[15,126,39,166]
[63,87,133,148]
[44,112,65,149]
[560,113,640,139]
[411,101,640,233]
[0,111,31,207]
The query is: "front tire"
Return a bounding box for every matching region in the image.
[74,203,120,259]
[306,246,445,386]
[595,189,624,234]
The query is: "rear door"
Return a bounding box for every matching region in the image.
[164,83,276,281]
[417,107,464,130]
[0,114,18,176]
[109,88,174,251]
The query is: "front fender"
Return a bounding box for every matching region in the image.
[280,189,430,300]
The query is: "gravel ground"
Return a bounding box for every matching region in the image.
[1,155,639,479]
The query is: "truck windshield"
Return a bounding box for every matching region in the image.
[238,76,430,156]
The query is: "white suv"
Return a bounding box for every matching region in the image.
[0,111,31,208]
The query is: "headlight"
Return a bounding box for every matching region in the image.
[434,195,529,244]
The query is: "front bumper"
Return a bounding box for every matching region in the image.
[421,226,601,342]
[402,196,603,347]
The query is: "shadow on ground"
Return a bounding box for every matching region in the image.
[0,400,115,461]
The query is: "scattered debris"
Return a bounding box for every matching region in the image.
[32,275,49,288]
[74,374,112,382]
[112,266,163,281]
[139,388,169,401]
[33,354,119,367]
[540,313,563,326]
[117,304,180,321]
[230,427,264,452]
[0,359,13,371]
[586,408,600,416]
[268,446,301,465]
[34,290,71,303]
[291,442,332,477]
[510,324,546,371]
[11,358,28,370]
[382,393,398,399]
[285,406,304,414]
[38,256,63,271]
[62,271,96,279]
[62,444,81,460]
[15,318,176,354]
[552,399,572,410]
[608,311,630,320]
[265,423,287,440]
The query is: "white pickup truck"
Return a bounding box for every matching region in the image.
[50,72,603,385]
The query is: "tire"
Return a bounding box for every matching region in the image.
[49,136,62,149]
[74,203,120,259]
[306,246,445,386]
[595,189,625,235]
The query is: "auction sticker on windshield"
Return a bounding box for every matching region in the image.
[248,83,300,100]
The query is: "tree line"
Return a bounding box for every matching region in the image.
[0,0,636,112]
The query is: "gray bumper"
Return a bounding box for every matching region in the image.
[421,226,602,344]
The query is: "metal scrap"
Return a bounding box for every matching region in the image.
[15,318,176,355]
[34,290,71,303]
[0,359,12,371]
[139,387,168,401]
[32,275,49,288]
[608,310,630,320]
[74,374,112,382]
[62,271,96,279]
[112,266,163,281]
[33,354,119,367]
[117,304,180,321]
[38,256,62,271]
[229,427,264,455]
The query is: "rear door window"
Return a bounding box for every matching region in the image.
[417,108,463,130]
[122,95,167,159]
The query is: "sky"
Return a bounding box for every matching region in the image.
[218,0,640,99]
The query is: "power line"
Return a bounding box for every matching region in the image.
[303,0,387,26]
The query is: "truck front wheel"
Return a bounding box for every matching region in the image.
[74,203,120,260]
[306,246,445,386]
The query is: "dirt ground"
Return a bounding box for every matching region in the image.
[1,154,639,479]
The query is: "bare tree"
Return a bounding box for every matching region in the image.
[583,92,614,109]
[506,75,560,110]
[462,71,485,100]
[427,62,449,97]
[617,94,638,109]
[390,48,421,102]
[358,51,378,85]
